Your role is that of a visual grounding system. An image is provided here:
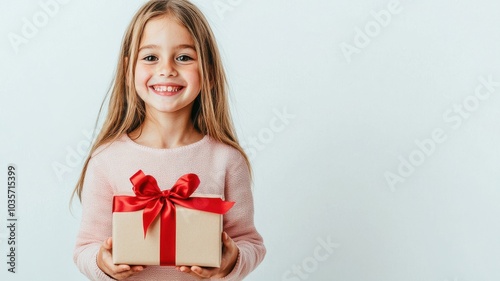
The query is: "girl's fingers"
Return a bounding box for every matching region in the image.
[179,265,217,278]
[98,237,146,280]
[108,265,143,280]
[190,266,217,278]
[131,265,145,272]
[222,232,230,246]
[222,232,236,251]
[178,233,238,279]
[114,264,131,273]
[113,270,137,280]
[178,266,192,273]
[102,237,113,250]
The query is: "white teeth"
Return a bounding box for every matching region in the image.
[153,86,181,92]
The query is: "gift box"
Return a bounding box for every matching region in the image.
[112,170,234,266]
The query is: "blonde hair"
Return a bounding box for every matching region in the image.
[72,0,249,201]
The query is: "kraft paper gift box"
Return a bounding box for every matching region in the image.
[112,170,234,267]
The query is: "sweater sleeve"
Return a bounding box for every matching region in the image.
[220,154,266,280]
[73,156,116,281]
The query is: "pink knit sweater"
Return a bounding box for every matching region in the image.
[74,134,266,281]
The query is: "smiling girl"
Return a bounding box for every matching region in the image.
[72,1,265,280]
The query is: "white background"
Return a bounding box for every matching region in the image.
[1,0,500,280]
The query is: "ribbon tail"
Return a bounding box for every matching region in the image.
[142,199,164,238]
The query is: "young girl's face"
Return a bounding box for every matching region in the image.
[134,15,201,117]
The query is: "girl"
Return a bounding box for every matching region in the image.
[72,0,266,280]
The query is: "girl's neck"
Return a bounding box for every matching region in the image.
[128,111,203,149]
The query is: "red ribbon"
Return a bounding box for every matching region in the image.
[113,170,235,265]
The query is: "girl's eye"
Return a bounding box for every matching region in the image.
[143,55,158,62]
[176,55,193,62]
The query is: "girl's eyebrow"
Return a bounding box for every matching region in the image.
[174,44,196,51]
[138,44,196,52]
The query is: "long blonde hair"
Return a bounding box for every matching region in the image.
[72,0,250,201]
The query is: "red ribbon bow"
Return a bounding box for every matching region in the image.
[113,170,235,265]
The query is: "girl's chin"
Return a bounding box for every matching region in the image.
[144,104,192,114]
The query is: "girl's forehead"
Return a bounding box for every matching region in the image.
[140,15,194,46]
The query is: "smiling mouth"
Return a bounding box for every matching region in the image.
[152,85,184,93]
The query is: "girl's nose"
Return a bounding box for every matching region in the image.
[158,60,177,77]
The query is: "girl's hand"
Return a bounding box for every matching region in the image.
[176,232,239,278]
[97,237,146,280]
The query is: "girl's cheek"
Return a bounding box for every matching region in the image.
[135,66,150,83]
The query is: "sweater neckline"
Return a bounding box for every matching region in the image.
[122,133,209,152]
